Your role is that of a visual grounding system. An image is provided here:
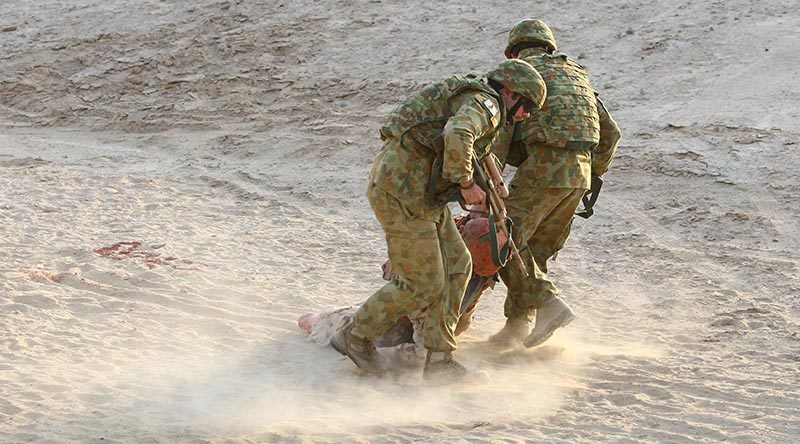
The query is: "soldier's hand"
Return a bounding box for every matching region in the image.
[460,183,486,206]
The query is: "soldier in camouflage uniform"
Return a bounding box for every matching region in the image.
[489,19,621,348]
[331,59,546,379]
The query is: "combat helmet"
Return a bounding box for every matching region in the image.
[504,19,557,58]
[486,59,546,110]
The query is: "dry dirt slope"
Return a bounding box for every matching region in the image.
[1,0,799,442]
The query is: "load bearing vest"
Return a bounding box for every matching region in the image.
[514,53,600,148]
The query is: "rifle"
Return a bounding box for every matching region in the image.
[471,153,528,277]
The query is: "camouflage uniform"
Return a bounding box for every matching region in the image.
[353,62,546,353]
[497,42,621,320]
[353,77,504,352]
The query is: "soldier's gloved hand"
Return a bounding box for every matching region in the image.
[459,180,486,206]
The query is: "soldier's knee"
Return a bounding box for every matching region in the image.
[425,276,447,297]
[446,251,471,294]
[449,272,470,292]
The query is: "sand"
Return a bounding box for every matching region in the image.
[1,0,798,442]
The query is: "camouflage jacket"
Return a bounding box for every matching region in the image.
[501,48,621,189]
[370,76,505,217]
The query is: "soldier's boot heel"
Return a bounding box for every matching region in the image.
[330,321,388,374]
[488,315,530,347]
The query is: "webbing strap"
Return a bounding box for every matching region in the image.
[427,156,444,207]
[576,175,603,219]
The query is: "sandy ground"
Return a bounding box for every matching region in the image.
[1,0,799,442]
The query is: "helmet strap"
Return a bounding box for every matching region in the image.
[486,78,503,94]
[505,98,525,126]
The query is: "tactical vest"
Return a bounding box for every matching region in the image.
[380,75,505,159]
[514,52,600,148]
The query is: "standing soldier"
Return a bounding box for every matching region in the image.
[489,19,621,348]
[331,60,546,379]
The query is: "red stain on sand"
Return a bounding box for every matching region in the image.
[93,242,194,269]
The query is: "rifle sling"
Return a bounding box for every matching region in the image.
[486,193,511,268]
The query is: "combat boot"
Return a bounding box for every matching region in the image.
[330,321,388,374]
[423,350,467,381]
[487,315,530,347]
[523,296,575,348]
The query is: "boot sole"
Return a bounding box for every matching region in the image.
[522,311,575,348]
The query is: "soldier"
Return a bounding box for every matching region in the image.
[331,59,546,379]
[489,19,621,348]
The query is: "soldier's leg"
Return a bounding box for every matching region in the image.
[488,188,543,344]
[519,188,585,347]
[421,209,471,379]
[352,184,447,342]
[521,188,585,308]
[332,183,446,373]
[498,187,552,319]
[491,188,582,346]
[423,207,471,351]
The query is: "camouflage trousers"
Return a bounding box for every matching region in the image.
[498,186,585,319]
[352,182,471,352]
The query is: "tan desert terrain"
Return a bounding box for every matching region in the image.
[1,0,798,442]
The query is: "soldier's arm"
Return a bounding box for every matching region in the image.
[441,93,500,184]
[592,96,621,177]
